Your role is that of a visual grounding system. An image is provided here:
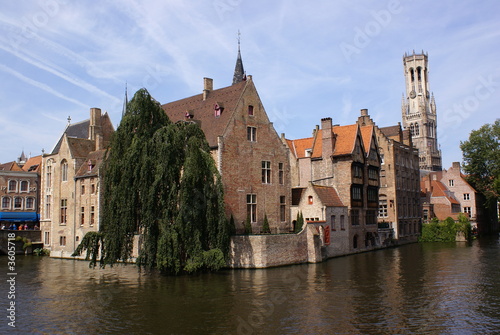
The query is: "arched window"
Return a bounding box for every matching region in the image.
[410,123,415,137]
[61,160,68,182]
[8,180,17,192]
[2,197,11,209]
[20,180,29,192]
[14,197,22,209]
[26,197,35,209]
[415,123,420,136]
[409,68,414,82]
[417,67,422,81]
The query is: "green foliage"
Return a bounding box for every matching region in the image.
[33,248,50,256]
[261,214,271,234]
[419,216,472,242]
[72,231,103,266]
[73,88,230,275]
[15,236,32,250]
[229,214,236,235]
[294,211,304,233]
[460,119,500,202]
[244,214,252,235]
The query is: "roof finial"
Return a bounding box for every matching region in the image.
[67,116,71,125]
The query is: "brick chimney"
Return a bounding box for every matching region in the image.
[321,117,334,157]
[89,108,102,150]
[203,77,213,100]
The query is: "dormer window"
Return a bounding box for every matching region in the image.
[214,103,224,117]
[248,105,254,116]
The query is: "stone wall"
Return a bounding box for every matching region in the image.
[229,231,309,268]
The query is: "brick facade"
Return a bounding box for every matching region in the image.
[162,76,291,234]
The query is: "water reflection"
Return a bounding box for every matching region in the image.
[0,237,499,334]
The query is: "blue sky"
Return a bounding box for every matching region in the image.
[1,0,499,168]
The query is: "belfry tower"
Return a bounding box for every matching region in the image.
[401,51,442,171]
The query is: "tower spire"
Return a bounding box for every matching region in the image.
[122,82,128,118]
[232,30,245,85]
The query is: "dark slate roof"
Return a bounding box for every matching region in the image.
[51,120,90,154]
[162,80,247,147]
[313,184,345,207]
[380,125,400,138]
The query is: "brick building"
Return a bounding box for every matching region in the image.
[421,162,495,234]
[285,116,381,251]
[162,74,291,234]
[40,108,114,257]
[291,183,349,256]
[0,155,41,228]
[357,109,421,242]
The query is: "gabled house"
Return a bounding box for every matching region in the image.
[357,109,421,242]
[162,74,291,234]
[285,115,381,251]
[40,108,114,257]
[421,162,495,234]
[291,183,349,256]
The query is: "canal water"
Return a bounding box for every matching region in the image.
[1,237,499,334]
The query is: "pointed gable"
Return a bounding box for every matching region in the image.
[162,80,247,148]
[360,126,374,155]
[286,137,314,159]
[332,124,360,157]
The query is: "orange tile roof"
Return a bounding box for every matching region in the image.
[287,137,314,159]
[0,161,22,171]
[162,80,247,147]
[360,125,373,154]
[22,155,42,172]
[313,184,345,207]
[332,124,359,156]
[430,180,460,204]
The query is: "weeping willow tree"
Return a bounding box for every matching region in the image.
[73,88,230,274]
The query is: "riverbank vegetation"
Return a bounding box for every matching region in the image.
[73,89,231,275]
[419,214,472,242]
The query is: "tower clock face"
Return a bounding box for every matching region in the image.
[409,90,416,99]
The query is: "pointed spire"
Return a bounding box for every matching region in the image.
[122,82,128,118]
[232,30,245,85]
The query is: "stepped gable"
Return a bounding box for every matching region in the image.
[312,184,344,207]
[162,80,247,148]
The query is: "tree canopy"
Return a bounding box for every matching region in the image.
[460,119,500,201]
[73,88,230,274]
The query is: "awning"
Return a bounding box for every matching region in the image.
[0,212,40,222]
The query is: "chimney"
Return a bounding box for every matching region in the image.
[360,108,368,116]
[89,108,102,141]
[452,162,461,171]
[203,77,213,100]
[321,117,333,157]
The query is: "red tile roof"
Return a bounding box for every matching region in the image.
[313,184,345,207]
[75,149,107,178]
[0,161,22,171]
[286,137,314,159]
[162,80,247,147]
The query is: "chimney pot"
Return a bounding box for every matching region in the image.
[361,108,368,116]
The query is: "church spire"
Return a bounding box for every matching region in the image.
[232,30,245,85]
[122,82,128,119]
